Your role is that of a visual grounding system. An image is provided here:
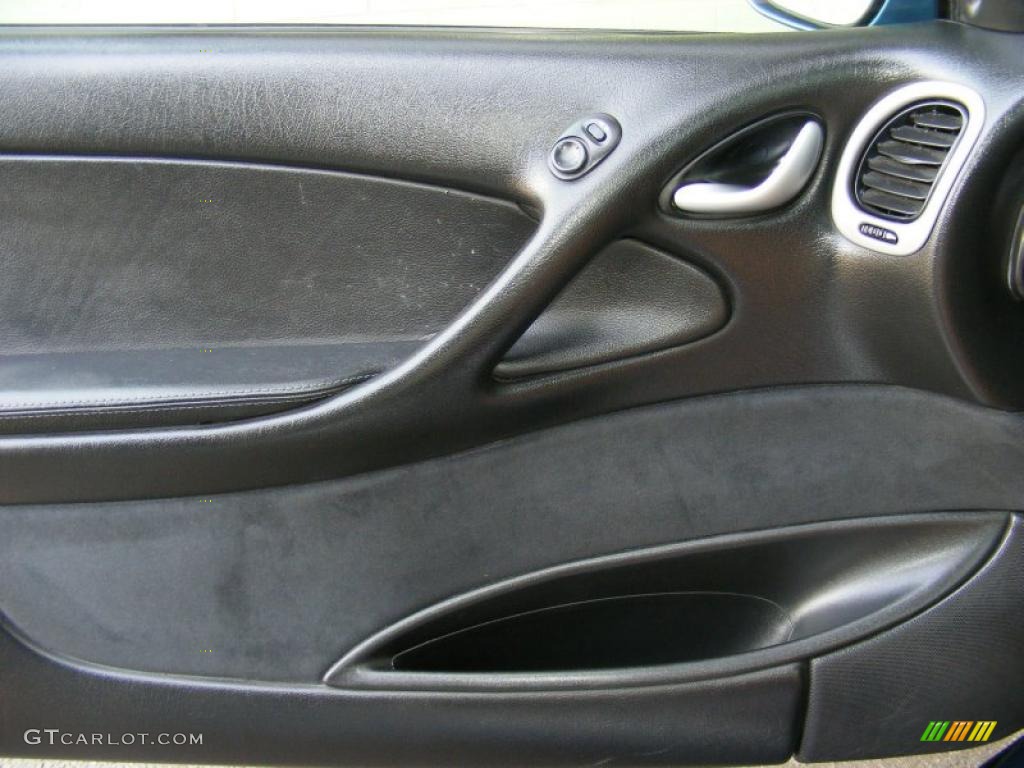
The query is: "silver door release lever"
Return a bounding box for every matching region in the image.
[672,121,824,215]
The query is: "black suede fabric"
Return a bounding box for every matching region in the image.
[1,384,1022,682]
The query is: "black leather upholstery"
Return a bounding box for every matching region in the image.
[0,342,421,433]
[1,21,1023,768]
[1,24,1022,502]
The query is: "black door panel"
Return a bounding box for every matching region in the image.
[328,513,1003,688]
[497,239,729,378]
[0,155,530,432]
[0,25,1021,503]
[801,514,1024,761]
[0,626,804,766]
[2,386,1022,685]
[1,17,1023,767]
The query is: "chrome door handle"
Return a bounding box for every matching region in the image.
[672,121,824,215]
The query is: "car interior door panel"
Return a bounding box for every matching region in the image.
[496,238,729,378]
[0,13,1022,767]
[0,156,531,432]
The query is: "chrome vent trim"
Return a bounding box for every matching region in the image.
[832,82,985,256]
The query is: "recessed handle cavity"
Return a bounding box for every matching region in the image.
[324,513,1004,692]
[672,120,823,215]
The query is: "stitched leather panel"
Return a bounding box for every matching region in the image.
[0,341,423,433]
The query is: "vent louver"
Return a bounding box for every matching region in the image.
[855,102,966,221]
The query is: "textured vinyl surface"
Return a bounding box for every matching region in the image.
[801,517,1024,761]
[0,628,803,767]
[498,239,729,378]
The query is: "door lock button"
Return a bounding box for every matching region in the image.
[585,122,608,142]
[548,114,621,180]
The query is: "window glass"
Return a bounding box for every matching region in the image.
[0,0,793,32]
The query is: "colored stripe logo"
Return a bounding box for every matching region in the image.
[921,721,997,742]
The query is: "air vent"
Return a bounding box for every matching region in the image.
[854,102,966,221]
[832,82,984,255]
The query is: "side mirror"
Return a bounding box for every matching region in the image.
[749,0,936,30]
